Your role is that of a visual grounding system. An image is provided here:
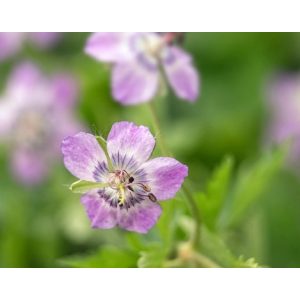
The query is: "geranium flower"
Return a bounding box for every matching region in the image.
[0,62,82,184]
[0,32,61,61]
[85,32,200,105]
[267,74,300,165]
[61,121,188,233]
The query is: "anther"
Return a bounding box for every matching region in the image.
[140,183,151,192]
[148,193,157,202]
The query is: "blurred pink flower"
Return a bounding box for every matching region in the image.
[0,62,82,185]
[266,73,300,165]
[85,32,200,105]
[0,32,61,61]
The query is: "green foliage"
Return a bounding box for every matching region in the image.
[138,244,169,268]
[200,227,262,267]
[61,246,139,268]
[223,146,287,228]
[196,156,234,231]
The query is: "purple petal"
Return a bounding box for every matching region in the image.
[12,150,48,185]
[112,60,159,105]
[29,32,61,48]
[107,121,155,167]
[117,200,162,233]
[81,191,118,229]
[51,74,78,108]
[0,32,24,61]
[61,132,107,181]
[85,32,133,63]
[163,46,199,102]
[0,100,16,137]
[141,157,188,200]
[7,62,42,92]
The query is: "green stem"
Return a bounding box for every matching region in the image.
[193,252,220,268]
[147,101,202,248]
[148,101,170,157]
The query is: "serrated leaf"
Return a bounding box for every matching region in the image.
[236,256,264,268]
[69,180,108,194]
[60,246,138,268]
[200,226,263,268]
[197,156,233,230]
[224,146,287,228]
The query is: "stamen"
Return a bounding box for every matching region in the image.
[139,183,151,192]
[148,193,157,202]
[118,185,126,206]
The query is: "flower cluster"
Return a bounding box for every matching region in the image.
[0,62,82,184]
[85,32,200,105]
[0,32,61,61]
[62,121,188,233]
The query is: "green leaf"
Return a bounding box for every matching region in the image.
[137,243,169,268]
[60,246,138,268]
[224,146,287,228]
[197,156,234,230]
[200,226,264,267]
[69,180,108,194]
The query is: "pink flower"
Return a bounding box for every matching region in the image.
[0,32,61,61]
[0,62,82,185]
[266,73,300,165]
[61,121,188,233]
[85,33,200,105]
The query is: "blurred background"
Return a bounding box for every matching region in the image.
[1,32,300,267]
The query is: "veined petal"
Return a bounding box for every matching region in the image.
[141,157,188,200]
[81,191,118,229]
[107,121,155,168]
[61,132,108,182]
[85,32,133,63]
[112,59,159,105]
[117,199,162,234]
[163,46,199,102]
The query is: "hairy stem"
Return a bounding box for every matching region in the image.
[147,101,202,249]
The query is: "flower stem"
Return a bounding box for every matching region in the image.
[147,101,202,249]
[147,101,170,157]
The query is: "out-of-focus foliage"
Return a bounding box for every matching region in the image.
[1,33,300,267]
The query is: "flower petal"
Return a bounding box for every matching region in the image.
[7,62,42,94]
[117,200,162,234]
[29,32,61,48]
[0,32,24,61]
[112,60,159,105]
[107,121,155,168]
[61,132,108,182]
[51,74,78,108]
[163,46,199,102]
[141,157,188,200]
[81,191,117,229]
[0,98,16,137]
[12,150,48,185]
[85,32,133,63]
